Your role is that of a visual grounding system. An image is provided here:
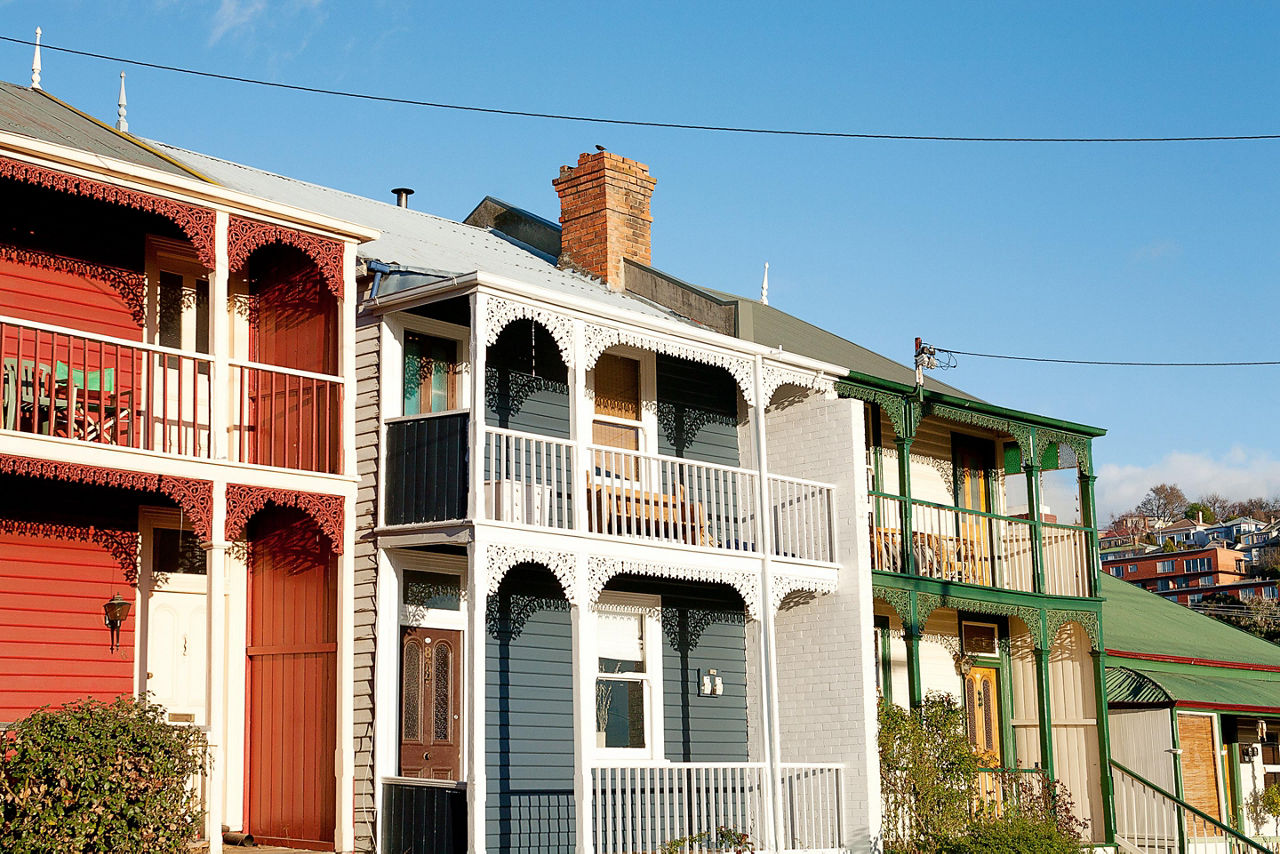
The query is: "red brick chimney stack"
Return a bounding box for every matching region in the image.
[552,151,656,292]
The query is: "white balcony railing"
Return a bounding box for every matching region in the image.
[1042,522,1092,598]
[591,762,845,854]
[476,427,837,565]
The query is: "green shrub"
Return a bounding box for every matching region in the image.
[946,811,1079,854]
[0,694,209,854]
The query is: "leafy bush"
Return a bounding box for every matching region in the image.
[879,693,980,853]
[0,695,209,854]
[946,811,1079,854]
[660,825,754,854]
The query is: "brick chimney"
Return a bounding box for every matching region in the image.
[552,151,656,292]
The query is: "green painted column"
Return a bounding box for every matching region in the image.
[1025,460,1046,593]
[1090,649,1117,845]
[1080,472,1102,597]
[906,592,924,709]
[1034,613,1056,781]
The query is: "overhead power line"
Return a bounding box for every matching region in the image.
[934,347,1280,368]
[5,33,1280,144]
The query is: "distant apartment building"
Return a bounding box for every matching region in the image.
[1103,545,1247,602]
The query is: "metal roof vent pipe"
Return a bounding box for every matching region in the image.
[392,187,414,208]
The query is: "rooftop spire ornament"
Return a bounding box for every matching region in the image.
[30,27,42,90]
[115,71,128,132]
[760,261,769,305]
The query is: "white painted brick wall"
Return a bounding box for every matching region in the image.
[763,392,882,852]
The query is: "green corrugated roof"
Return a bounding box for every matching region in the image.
[0,81,207,180]
[1107,665,1280,709]
[1100,573,1280,666]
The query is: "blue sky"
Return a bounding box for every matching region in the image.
[4,1,1280,519]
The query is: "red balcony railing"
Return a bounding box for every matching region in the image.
[0,317,211,457]
[229,360,342,474]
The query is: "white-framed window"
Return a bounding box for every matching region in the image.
[1185,557,1212,573]
[1199,576,1214,587]
[1111,566,1125,578]
[1157,560,1176,574]
[594,593,663,758]
[388,313,470,419]
[1128,565,1138,574]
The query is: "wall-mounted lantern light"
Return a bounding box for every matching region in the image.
[103,592,131,653]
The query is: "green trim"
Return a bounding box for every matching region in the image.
[1170,711,1187,853]
[872,570,1103,612]
[1035,611,1055,780]
[1090,649,1118,844]
[836,372,1106,439]
[907,591,924,708]
[875,616,894,705]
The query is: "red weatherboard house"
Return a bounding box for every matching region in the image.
[0,79,375,850]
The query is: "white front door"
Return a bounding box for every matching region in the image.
[138,513,207,725]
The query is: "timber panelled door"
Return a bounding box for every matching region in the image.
[964,666,1001,767]
[400,628,463,779]
[1177,712,1224,824]
[952,435,997,586]
[246,508,337,849]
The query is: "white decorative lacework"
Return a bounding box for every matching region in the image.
[770,573,838,612]
[761,364,835,405]
[486,544,577,601]
[484,297,576,368]
[587,556,761,620]
[881,446,956,499]
[583,324,756,407]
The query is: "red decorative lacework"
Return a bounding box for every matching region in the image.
[226,215,345,301]
[0,242,146,325]
[0,517,140,583]
[0,155,216,269]
[224,483,344,554]
[0,454,213,541]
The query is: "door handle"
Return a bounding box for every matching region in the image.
[423,752,430,760]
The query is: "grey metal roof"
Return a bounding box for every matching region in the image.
[0,81,206,179]
[147,142,687,323]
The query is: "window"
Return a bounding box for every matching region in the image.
[1157,560,1176,574]
[1199,576,1214,587]
[1188,593,1203,604]
[1266,587,1279,600]
[1185,557,1212,573]
[1128,565,1138,574]
[592,353,643,452]
[961,622,998,657]
[403,332,459,415]
[403,570,461,612]
[152,527,206,575]
[595,597,661,754]
[1111,567,1125,578]
[1157,580,1172,592]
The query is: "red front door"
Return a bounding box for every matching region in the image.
[246,510,336,849]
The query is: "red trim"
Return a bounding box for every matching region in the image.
[227,216,344,302]
[224,483,344,554]
[0,155,216,268]
[1106,647,1280,674]
[1174,700,1280,713]
[0,454,213,542]
[0,517,139,582]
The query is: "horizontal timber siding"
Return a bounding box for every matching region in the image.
[354,314,380,852]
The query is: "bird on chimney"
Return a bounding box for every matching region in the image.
[595,145,607,152]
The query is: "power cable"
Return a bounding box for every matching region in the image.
[5,33,1280,144]
[933,347,1280,368]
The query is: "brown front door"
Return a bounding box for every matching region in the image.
[246,510,337,849]
[400,627,463,780]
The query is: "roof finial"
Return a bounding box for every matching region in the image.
[760,261,769,305]
[115,71,128,132]
[30,27,42,90]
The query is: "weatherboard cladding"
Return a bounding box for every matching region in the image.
[485,321,572,439]
[654,355,741,468]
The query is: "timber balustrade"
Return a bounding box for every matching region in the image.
[0,316,344,474]
[869,491,1096,596]
[591,762,845,854]
[383,423,838,564]
[1111,760,1270,854]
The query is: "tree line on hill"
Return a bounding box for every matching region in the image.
[1109,483,1280,530]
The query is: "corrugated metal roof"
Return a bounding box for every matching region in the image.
[147,142,688,324]
[1100,573,1280,667]
[0,81,205,179]
[1107,665,1280,710]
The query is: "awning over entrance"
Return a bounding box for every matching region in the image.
[1107,664,1280,712]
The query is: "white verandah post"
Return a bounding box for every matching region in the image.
[749,354,785,854]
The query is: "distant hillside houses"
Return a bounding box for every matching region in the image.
[1101,513,1280,604]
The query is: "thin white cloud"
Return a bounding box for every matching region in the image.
[210,0,268,45]
[1096,447,1280,521]
[1131,239,1182,262]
